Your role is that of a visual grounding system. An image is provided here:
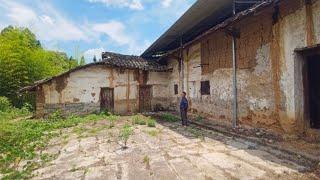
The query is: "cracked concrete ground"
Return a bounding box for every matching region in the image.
[32,117,316,180]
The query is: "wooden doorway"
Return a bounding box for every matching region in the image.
[139,85,152,112]
[100,87,114,113]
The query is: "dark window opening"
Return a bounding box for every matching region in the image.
[201,81,210,95]
[307,55,320,129]
[174,84,178,95]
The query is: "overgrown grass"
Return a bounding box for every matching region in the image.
[147,117,156,127]
[132,115,146,125]
[0,111,108,179]
[161,113,179,122]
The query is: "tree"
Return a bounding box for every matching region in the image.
[80,56,86,65]
[0,26,78,107]
[93,55,97,62]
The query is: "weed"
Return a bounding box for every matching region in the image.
[48,110,64,121]
[196,115,204,122]
[147,117,156,127]
[145,130,159,137]
[120,123,133,148]
[0,112,106,179]
[161,113,179,122]
[143,155,150,169]
[132,115,146,125]
[107,115,118,128]
[0,96,11,112]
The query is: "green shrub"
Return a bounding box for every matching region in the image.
[107,115,118,128]
[132,115,146,125]
[120,123,133,148]
[48,110,64,121]
[147,118,156,127]
[161,113,179,122]
[0,96,11,112]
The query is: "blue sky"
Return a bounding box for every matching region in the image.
[0,0,195,63]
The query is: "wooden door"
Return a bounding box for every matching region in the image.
[139,85,152,112]
[100,88,114,112]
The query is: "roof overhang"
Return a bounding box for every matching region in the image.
[141,0,268,58]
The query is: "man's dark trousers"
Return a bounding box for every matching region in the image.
[180,108,188,125]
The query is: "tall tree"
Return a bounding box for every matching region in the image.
[0,26,78,107]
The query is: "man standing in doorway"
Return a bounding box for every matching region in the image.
[180,91,189,126]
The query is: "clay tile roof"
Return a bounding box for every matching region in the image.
[102,51,169,71]
[19,52,171,93]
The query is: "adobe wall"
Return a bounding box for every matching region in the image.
[35,65,171,118]
[166,0,320,134]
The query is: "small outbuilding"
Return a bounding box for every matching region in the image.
[20,52,173,118]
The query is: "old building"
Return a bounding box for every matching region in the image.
[20,52,172,118]
[21,0,320,137]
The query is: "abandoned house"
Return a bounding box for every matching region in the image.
[21,0,320,137]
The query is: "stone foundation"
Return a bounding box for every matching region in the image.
[43,103,100,118]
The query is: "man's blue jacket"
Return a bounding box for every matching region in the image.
[180,97,188,110]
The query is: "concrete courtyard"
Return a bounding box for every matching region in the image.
[33,116,316,180]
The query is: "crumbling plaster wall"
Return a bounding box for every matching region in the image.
[147,71,173,110]
[36,65,172,117]
[37,66,140,117]
[276,0,320,133]
[166,0,320,133]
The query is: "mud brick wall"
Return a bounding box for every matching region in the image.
[35,66,172,118]
[164,0,320,134]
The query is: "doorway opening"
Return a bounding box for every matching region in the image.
[139,85,152,112]
[100,87,114,113]
[306,55,320,129]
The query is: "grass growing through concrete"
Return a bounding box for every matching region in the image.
[161,113,180,122]
[0,112,109,179]
[143,155,150,169]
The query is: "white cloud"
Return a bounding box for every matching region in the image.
[92,20,150,55]
[0,0,88,41]
[161,0,173,8]
[93,21,131,45]
[84,47,105,62]
[87,0,143,10]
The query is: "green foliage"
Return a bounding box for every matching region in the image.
[107,115,118,128]
[147,117,156,127]
[132,115,146,125]
[143,155,150,169]
[161,113,179,122]
[0,96,11,112]
[0,112,106,179]
[144,130,159,137]
[0,26,77,107]
[48,110,64,121]
[120,124,133,148]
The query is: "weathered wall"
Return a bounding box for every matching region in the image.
[36,65,171,117]
[166,0,320,134]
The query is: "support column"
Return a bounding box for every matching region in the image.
[232,0,238,128]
